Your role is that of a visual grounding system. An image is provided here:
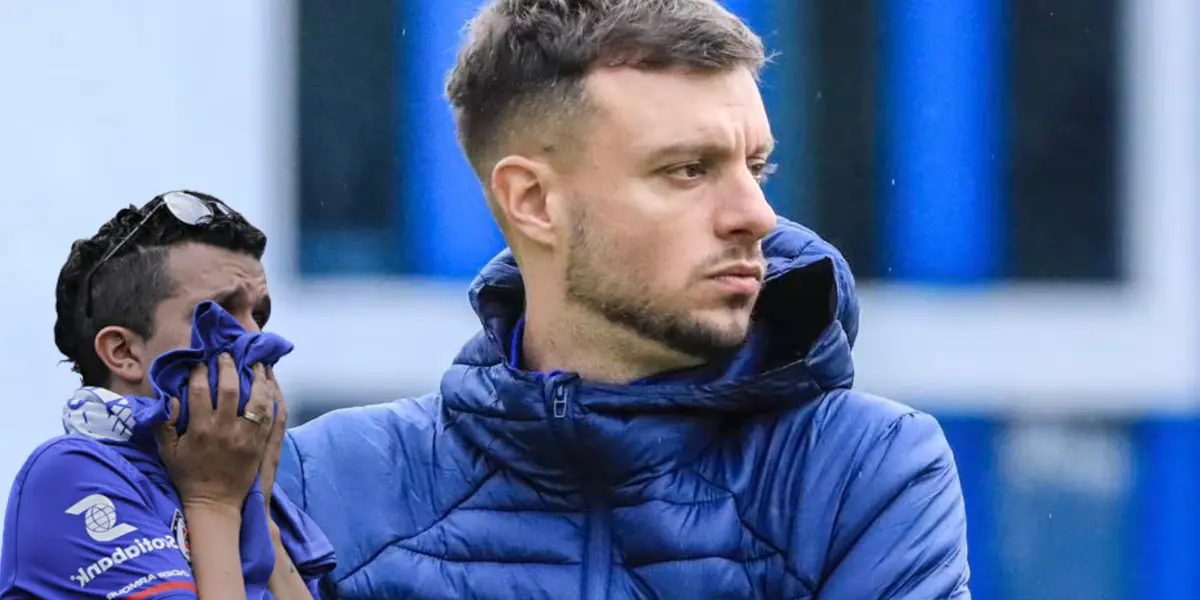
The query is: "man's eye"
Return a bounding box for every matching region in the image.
[670,163,708,179]
[751,161,779,184]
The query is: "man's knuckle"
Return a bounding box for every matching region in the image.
[192,428,212,445]
[190,379,209,396]
[218,381,239,398]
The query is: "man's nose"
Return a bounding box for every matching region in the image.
[715,168,777,241]
[237,312,262,334]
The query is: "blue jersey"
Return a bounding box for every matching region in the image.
[0,436,198,599]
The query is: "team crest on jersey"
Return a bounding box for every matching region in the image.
[171,509,191,564]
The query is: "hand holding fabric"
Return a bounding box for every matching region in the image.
[155,354,277,511]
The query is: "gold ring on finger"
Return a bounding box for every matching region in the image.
[242,410,267,425]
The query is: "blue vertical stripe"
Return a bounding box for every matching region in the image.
[938,414,998,600]
[1131,418,1200,600]
[720,0,810,221]
[881,0,1004,282]
[398,0,506,277]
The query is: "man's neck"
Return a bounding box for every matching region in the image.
[105,380,149,398]
[520,302,703,385]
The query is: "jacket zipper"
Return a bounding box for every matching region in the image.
[582,499,612,600]
[553,385,568,418]
[546,378,612,599]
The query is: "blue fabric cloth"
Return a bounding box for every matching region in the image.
[0,302,335,599]
[278,218,971,599]
[147,300,290,436]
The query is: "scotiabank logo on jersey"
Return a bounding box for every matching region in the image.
[69,534,180,587]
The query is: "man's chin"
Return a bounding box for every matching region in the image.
[700,309,754,341]
[659,315,752,361]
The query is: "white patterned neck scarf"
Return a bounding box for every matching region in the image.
[62,387,138,442]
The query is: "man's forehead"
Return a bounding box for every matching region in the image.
[583,67,770,150]
[166,243,267,293]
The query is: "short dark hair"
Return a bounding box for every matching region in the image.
[54,191,267,386]
[445,0,767,179]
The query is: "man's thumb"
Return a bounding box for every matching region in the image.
[155,397,183,447]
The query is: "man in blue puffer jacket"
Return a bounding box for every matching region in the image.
[277,0,972,597]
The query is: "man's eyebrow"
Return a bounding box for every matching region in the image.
[209,286,246,310]
[639,136,776,160]
[205,286,272,326]
[757,136,776,156]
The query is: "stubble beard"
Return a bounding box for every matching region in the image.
[562,208,752,362]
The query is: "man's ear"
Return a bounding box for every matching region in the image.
[93,326,150,388]
[490,155,561,248]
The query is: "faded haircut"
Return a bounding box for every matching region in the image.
[445,0,767,181]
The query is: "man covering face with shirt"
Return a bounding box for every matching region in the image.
[0,191,332,599]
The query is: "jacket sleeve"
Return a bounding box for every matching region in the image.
[276,431,307,512]
[274,431,341,597]
[0,440,197,599]
[817,412,971,600]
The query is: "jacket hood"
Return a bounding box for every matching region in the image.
[441,217,860,489]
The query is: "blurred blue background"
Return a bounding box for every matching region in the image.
[1,1,1198,598]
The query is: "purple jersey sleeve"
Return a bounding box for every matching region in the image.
[0,438,198,599]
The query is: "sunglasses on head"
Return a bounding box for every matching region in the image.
[83,191,234,319]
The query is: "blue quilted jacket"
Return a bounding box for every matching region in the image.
[278,219,971,599]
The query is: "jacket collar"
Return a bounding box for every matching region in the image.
[440,218,860,490]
